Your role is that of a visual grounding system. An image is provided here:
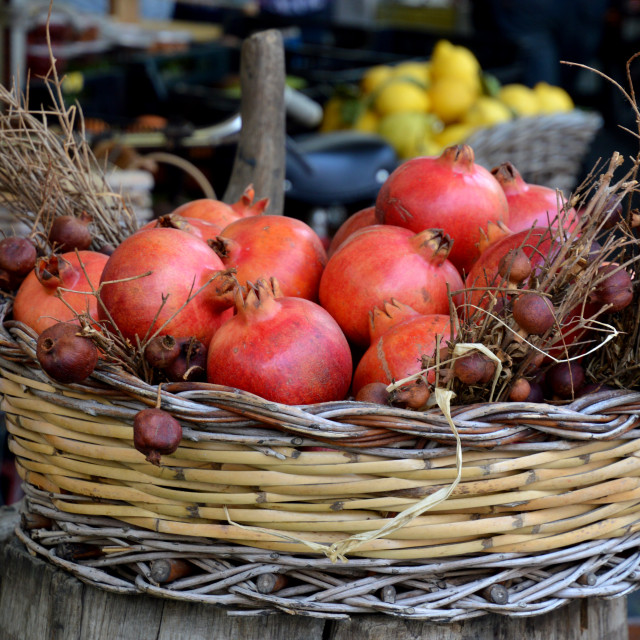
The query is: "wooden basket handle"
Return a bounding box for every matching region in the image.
[223,29,286,215]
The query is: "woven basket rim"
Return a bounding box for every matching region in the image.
[4,307,640,618]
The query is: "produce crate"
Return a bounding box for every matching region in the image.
[2,28,640,625]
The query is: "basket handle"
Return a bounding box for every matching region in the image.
[223,29,286,215]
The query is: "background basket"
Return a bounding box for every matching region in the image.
[4,315,640,620]
[466,110,604,193]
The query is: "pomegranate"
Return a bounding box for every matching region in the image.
[36,321,99,384]
[328,206,377,257]
[0,236,37,279]
[13,251,108,333]
[207,278,352,405]
[319,225,463,346]
[98,227,236,347]
[210,214,327,301]
[375,144,509,275]
[491,162,577,233]
[48,212,93,252]
[171,184,267,228]
[590,263,634,313]
[133,408,182,465]
[352,313,452,395]
[462,228,559,314]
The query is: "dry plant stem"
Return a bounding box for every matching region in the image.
[0,4,137,250]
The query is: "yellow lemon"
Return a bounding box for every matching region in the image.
[360,65,394,95]
[463,96,513,127]
[374,79,430,117]
[533,82,574,113]
[353,108,379,132]
[428,77,476,124]
[431,39,455,63]
[378,112,442,159]
[498,84,540,117]
[433,122,478,149]
[430,42,481,94]
[320,97,346,132]
[392,60,430,87]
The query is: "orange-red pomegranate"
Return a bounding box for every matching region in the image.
[13,251,108,334]
[328,206,377,257]
[352,312,452,395]
[319,225,463,346]
[171,184,268,230]
[491,162,578,233]
[210,214,327,301]
[98,228,235,346]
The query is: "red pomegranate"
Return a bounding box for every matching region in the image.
[140,213,222,243]
[319,225,463,346]
[462,228,559,315]
[13,251,108,334]
[375,144,509,275]
[491,162,578,233]
[98,227,236,347]
[210,214,327,301]
[171,184,268,229]
[328,206,377,257]
[207,278,352,405]
[352,312,452,395]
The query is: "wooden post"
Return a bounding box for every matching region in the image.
[109,0,139,23]
[0,504,629,640]
[223,29,286,215]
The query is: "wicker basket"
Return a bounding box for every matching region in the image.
[466,110,603,193]
[4,310,640,621]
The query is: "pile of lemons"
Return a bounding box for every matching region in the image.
[320,39,575,160]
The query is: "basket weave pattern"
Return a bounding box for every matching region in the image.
[466,110,603,192]
[4,314,640,619]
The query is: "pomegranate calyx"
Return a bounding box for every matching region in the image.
[412,229,453,264]
[439,144,475,172]
[232,184,269,217]
[476,220,513,255]
[209,236,238,261]
[368,299,420,342]
[237,277,281,317]
[491,161,527,194]
[155,214,192,232]
[35,254,80,290]
[205,268,239,311]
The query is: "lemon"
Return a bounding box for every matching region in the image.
[353,107,379,132]
[498,84,540,117]
[360,65,394,95]
[392,60,430,87]
[463,96,513,127]
[374,79,430,117]
[378,112,442,159]
[433,122,478,149]
[533,82,574,113]
[320,96,346,132]
[428,77,476,124]
[430,41,481,94]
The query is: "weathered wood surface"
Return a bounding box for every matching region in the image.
[223,29,286,214]
[0,504,628,640]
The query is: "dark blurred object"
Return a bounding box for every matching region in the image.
[471,0,610,91]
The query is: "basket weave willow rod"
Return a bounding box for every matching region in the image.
[3,308,640,619]
[466,109,603,192]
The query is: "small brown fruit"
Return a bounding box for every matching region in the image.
[133,408,182,465]
[36,322,98,384]
[512,293,555,336]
